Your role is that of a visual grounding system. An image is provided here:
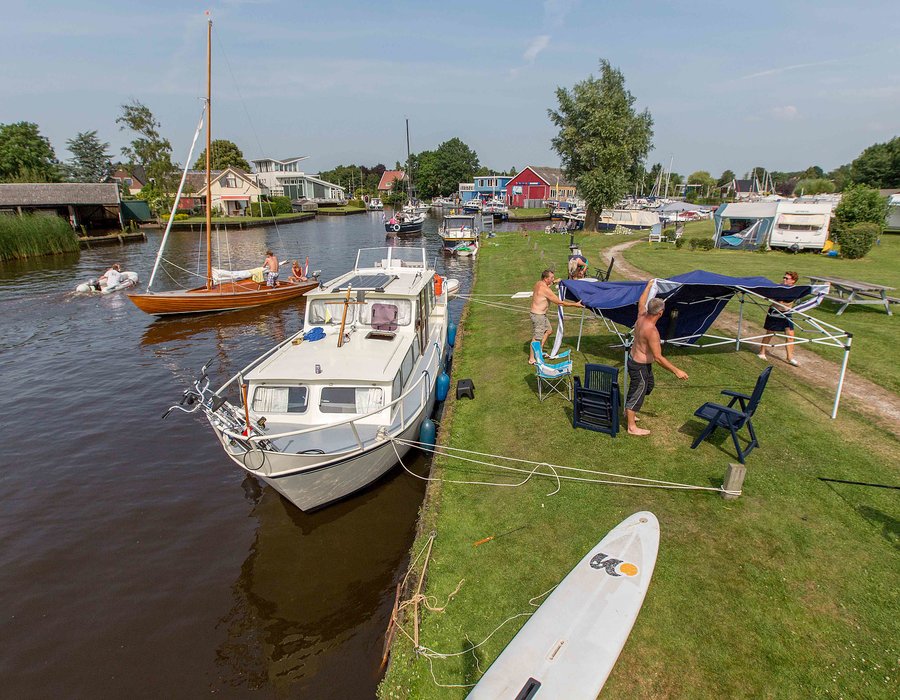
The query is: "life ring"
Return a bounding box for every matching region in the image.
[391,223,401,232]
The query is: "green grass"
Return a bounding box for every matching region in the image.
[379,231,899,699]
[623,221,900,393]
[0,214,79,261]
[316,205,367,214]
[509,207,551,219]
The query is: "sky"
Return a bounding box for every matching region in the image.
[2,0,898,180]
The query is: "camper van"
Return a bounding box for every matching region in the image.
[714,201,832,251]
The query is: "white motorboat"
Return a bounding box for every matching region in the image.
[462,198,482,213]
[166,247,450,511]
[482,198,509,220]
[367,198,384,210]
[75,270,139,294]
[439,213,479,256]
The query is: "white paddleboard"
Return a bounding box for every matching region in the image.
[467,511,659,700]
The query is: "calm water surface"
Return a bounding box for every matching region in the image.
[0,212,522,698]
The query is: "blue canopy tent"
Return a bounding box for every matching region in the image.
[551,271,851,418]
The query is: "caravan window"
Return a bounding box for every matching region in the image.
[320,387,384,414]
[252,386,308,414]
[309,299,352,325]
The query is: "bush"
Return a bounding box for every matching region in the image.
[0,214,78,261]
[173,213,190,221]
[696,238,715,251]
[834,184,888,231]
[348,199,365,208]
[838,222,880,259]
[250,196,293,217]
[689,238,700,251]
[674,236,685,249]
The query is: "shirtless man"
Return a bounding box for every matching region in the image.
[625,280,689,435]
[264,250,279,287]
[529,269,583,364]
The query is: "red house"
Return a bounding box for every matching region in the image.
[505,166,572,208]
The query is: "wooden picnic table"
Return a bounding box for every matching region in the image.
[808,274,897,316]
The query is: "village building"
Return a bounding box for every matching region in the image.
[377,169,406,195]
[458,182,475,202]
[252,157,345,203]
[187,167,262,217]
[0,182,122,230]
[505,166,576,208]
[473,175,512,203]
[104,165,147,196]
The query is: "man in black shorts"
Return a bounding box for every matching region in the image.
[758,270,799,366]
[625,280,689,436]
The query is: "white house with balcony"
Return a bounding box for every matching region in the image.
[251,156,346,203]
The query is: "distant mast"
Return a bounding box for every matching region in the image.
[405,118,413,204]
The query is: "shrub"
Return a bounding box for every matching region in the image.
[696,238,715,251]
[251,196,293,217]
[173,213,190,221]
[689,238,700,251]
[674,236,685,249]
[348,199,365,208]
[838,222,880,259]
[834,184,888,231]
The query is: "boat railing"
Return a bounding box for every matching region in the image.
[217,339,444,453]
[354,247,427,271]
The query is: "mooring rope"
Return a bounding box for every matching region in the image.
[391,437,739,496]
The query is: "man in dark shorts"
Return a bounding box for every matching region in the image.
[625,280,689,436]
[758,270,799,366]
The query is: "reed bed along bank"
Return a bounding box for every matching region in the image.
[0,214,79,261]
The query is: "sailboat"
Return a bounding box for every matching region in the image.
[128,17,318,317]
[384,119,424,236]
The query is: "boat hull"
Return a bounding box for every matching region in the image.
[212,356,443,511]
[385,221,424,236]
[127,279,318,316]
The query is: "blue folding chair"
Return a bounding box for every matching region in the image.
[573,364,620,436]
[690,366,772,463]
[531,341,573,401]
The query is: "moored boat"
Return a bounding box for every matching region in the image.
[384,210,425,236]
[439,213,479,255]
[165,247,451,511]
[367,197,384,210]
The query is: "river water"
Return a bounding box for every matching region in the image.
[0,211,532,698]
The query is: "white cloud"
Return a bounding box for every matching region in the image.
[771,105,800,120]
[523,35,551,64]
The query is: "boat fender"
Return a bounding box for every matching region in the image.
[419,418,436,447]
[434,273,443,296]
[447,322,458,347]
[391,223,401,232]
[436,372,450,402]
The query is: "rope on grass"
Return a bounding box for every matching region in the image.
[391,437,740,497]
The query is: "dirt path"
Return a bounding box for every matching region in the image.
[601,239,900,433]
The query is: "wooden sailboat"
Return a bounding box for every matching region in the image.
[128,17,317,317]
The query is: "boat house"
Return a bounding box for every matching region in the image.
[252,157,346,204]
[0,183,122,231]
[505,166,576,208]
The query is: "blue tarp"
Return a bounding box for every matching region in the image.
[559,270,815,343]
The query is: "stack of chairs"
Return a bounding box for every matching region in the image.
[572,364,620,436]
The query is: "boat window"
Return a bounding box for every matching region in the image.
[358,299,412,327]
[252,386,308,413]
[308,299,353,325]
[400,345,415,385]
[411,334,420,361]
[320,387,384,414]
[392,371,403,400]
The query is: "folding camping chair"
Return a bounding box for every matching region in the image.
[690,366,772,463]
[573,364,620,436]
[594,257,614,281]
[531,341,573,401]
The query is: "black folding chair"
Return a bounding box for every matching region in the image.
[594,258,614,281]
[690,366,772,463]
[573,364,620,436]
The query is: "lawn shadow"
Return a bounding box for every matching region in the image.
[856,506,900,550]
[460,636,483,687]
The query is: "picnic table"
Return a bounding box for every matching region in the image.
[809,274,897,316]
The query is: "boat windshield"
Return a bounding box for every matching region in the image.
[355,247,427,270]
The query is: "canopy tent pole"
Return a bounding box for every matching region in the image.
[736,292,744,351]
[576,309,586,351]
[832,335,852,419]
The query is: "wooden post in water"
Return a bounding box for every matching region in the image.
[722,462,746,500]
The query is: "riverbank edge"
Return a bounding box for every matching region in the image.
[168,212,315,230]
[316,207,368,216]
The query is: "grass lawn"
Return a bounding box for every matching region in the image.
[509,207,551,220]
[622,222,900,393]
[317,205,368,214]
[379,230,899,699]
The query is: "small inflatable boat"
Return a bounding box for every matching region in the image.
[76,271,139,294]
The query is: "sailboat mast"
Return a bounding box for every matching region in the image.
[205,16,213,289]
[405,118,412,203]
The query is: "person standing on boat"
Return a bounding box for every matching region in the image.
[264,251,279,287]
[529,269,583,365]
[98,263,122,290]
[625,280,689,436]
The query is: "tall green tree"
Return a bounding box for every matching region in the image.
[834,183,889,230]
[717,169,735,187]
[408,138,480,198]
[548,59,653,229]
[193,139,250,171]
[116,100,176,192]
[0,121,60,182]
[850,136,900,188]
[792,178,835,195]
[65,130,111,182]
